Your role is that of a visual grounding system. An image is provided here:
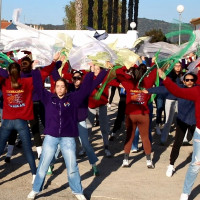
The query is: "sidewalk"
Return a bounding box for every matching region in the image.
[0,101,199,200]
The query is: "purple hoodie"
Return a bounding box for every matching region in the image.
[32,69,94,137]
[51,67,108,122]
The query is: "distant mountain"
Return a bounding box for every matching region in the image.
[137,18,173,36]
[35,17,193,39]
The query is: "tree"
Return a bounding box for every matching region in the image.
[64,0,122,33]
[98,0,103,30]
[145,29,167,43]
[133,0,139,30]
[75,0,83,30]
[128,0,134,30]
[121,0,126,33]
[113,0,119,33]
[107,0,113,33]
[88,0,94,27]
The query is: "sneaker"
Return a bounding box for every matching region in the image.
[32,175,36,185]
[47,165,54,175]
[27,190,39,200]
[146,160,154,169]
[78,149,86,157]
[105,149,112,157]
[131,148,138,153]
[122,159,129,167]
[179,193,189,200]
[109,133,116,141]
[108,104,111,111]
[156,125,161,135]
[92,165,100,176]
[166,165,175,177]
[74,194,87,200]
[4,156,11,163]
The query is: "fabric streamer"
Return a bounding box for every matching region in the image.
[69,39,117,70]
[138,29,196,90]
[94,65,122,100]
[0,53,14,68]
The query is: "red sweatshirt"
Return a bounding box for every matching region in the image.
[116,66,157,115]
[2,77,34,120]
[163,77,200,129]
[88,73,119,109]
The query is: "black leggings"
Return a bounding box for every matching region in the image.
[29,101,45,147]
[112,95,126,133]
[170,118,195,165]
[109,86,120,104]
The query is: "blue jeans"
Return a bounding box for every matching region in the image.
[78,121,98,165]
[161,99,177,143]
[33,135,83,195]
[156,94,165,124]
[0,119,36,174]
[131,103,153,150]
[182,128,200,195]
[87,105,109,147]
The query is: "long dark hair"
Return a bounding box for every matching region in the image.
[128,63,147,86]
[8,63,21,89]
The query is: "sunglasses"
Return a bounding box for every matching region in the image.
[185,79,194,82]
[72,76,82,81]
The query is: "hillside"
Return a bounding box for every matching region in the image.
[35,18,193,39]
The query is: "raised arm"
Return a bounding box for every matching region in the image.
[31,69,51,104]
[51,61,62,81]
[40,52,60,81]
[73,72,94,106]
[91,69,108,91]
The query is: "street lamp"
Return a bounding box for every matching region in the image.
[177,5,184,46]
[130,22,136,30]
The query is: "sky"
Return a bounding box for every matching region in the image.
[1,0,200,25]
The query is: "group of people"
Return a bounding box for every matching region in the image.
[0,47,199,200]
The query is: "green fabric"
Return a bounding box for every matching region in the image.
[94,65,122,100]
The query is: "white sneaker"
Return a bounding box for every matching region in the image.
[108,104,111,111]
[75,194,87,200]
[122,159,129,167]
[105,149,112,157]
[166,165,175,177]
[27,190,39,200]
[146,160,154,169]
[179,193,189,200]
[131,148,138,153]
[156,125,161,135]
[32,174,36,184]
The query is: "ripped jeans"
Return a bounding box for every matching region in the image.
[183,127,200,195]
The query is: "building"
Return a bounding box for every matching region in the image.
[1,19,17,30]
[190,17,200,30]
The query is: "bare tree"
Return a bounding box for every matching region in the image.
[75,0,83,30]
